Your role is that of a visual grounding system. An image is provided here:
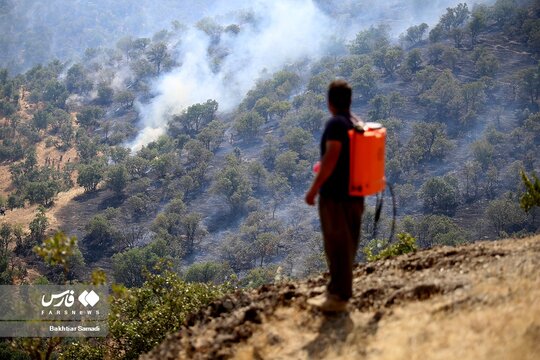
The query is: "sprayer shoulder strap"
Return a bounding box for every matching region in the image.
[350,113,366,131]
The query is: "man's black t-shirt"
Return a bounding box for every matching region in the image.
[319,113,361,200]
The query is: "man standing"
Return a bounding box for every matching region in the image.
[305,79,364,312]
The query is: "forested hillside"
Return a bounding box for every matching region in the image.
[0,0,539,358]
[0,0,226,73]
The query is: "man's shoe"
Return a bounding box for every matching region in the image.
[308,293,348,313]
[319,294,348,313]
[307,293,327,307]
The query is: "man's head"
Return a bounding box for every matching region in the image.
[327,80,352,114]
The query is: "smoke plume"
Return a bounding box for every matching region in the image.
[130,0,494,150]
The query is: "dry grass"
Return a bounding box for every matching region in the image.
[1,90,81,231]
[0,92,85,283]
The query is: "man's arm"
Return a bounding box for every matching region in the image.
[305,140,342,206]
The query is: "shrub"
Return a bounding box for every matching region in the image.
[108,266,225,360]
[363,233,417,262]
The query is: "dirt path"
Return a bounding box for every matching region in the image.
[141,235,540,360]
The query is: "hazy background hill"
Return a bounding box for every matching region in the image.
[0,0,498,73]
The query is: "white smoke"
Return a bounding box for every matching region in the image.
[129,0,330,150]
[129,0,495,150]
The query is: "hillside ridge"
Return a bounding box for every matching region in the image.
[141,236,540,360]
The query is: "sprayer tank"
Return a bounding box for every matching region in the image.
[348,123,386,196]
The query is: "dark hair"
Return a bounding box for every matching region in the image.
[328,80,352,112]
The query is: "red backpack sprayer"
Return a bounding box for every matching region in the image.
[314,119,396,242]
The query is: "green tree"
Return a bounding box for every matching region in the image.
[420,69,464,121]
[32,110,51,131]
[0,223,14,284]
[180,213,207,255]
[368,95,389,121]
[106,164,128,196]
[261,135,279,169]
[469,9,488,46]
[403,49,423,75]
[471,139,494,170]
[450,28,466,48]
[520,170,540,213]
[77,106,104,127]
[441,46,460,71]
[403,23,429,47]
[387,92,405,117]
[196,17,223,40]
[373,46,404,76]
[253,232,280,266]
[83,214,121,262]
[112,239,168,287]
[240,266,279,288]
[284,127,312,156]
[267,174,291,219]
[124,155,150,179]
[517,67,540,105]
[29,206,49,245]
[461,161,483,201]
[183,261,233,284]
[429,24,445,43]
[461,81,486,115]
[77,162,104,192]
[348,25,390,55]
[96,83,114,106]
[274,150,300,183]
[404,215,468,248]
[234,111,265,141]
[420,176,459,215]
[25,180,60,206]
[197,119,225,152]
[247,161,268,191]
[405,122,453,164]
[474,49,499,77]
[7,194,24,210]
[253,97,272,122]
[439,3,470,31]
[169,99,218,137]
[125,194,151,220]
[150,198,205,257]
[219,235,255,271]
[66,63,91,94]
[49,108,71,135]
[297,107,325,134]
[212,155,252,212]
[131,58,154,81]
[268,101,291,120]
[114,90,135,109]
[351,64,378,101]
[109,266,224,360]
[43,81,68,108]
[415,66,439,94]
[146,42,171,75]
[427,44,445,65]
[34,232,84,282]
[485,197,528,237]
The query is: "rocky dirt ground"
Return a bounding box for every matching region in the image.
[141,235,540,360]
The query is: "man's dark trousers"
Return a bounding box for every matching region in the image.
[318,195,364,301]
